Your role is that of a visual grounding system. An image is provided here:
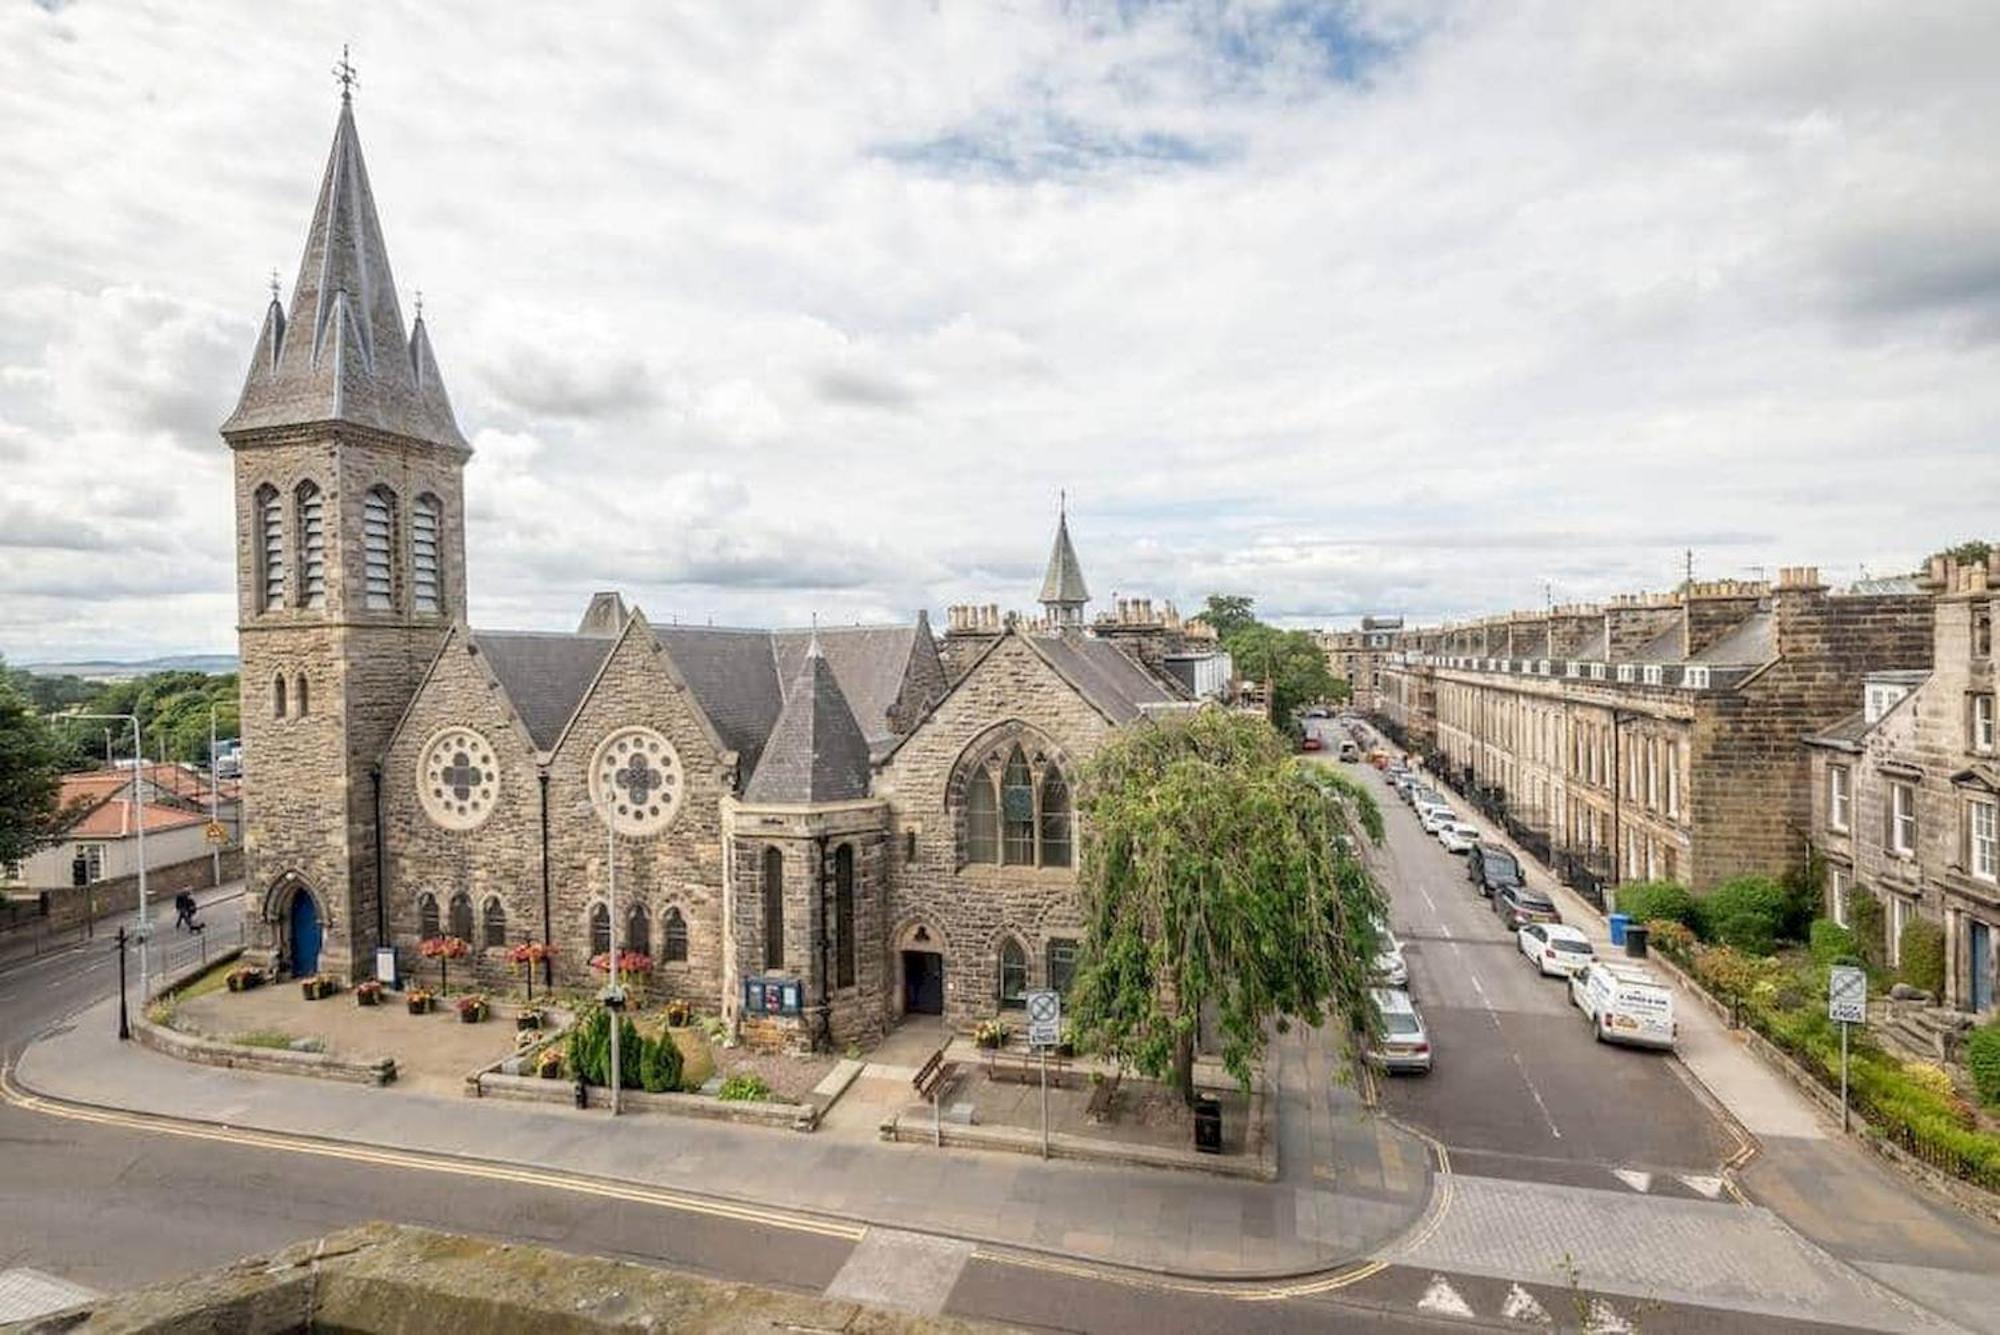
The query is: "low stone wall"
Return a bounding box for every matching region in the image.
[137,948,397,1087]
[0,850,241,937]
[474,1070,816,1131]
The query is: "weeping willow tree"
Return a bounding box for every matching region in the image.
[1068,709,1386,1105]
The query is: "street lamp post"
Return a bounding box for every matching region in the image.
[575,795,625,1114]
[60,713,150,999]
[209,704,222,889]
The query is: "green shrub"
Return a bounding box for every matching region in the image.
[1808,918,1861,968]
[1898,919,1946,997]
[717,1073,772,1102]
[569,1007,645,1089]
[638,1032,684,1094]
[1616,882,1699,932]
[1698,875,1789,954]
[1968,1023,2000,1109]
[1646,918,1697,962]
[1778,852,1826,943]
[1846,889,1887,969]
[1693,945,1780,1000]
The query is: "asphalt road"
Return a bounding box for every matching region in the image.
[1311,725,1736,1195]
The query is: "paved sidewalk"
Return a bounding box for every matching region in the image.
[13,997,1432,1281]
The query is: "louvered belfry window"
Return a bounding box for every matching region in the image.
[297,483,325,608]
[363,487,395,610]
[412,494,441,614]
[258,487,285,610]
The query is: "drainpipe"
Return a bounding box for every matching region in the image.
[538,771,553,989]
[371,766,386,951]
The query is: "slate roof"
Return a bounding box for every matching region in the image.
[221,98,466,450]
[1808,708,1874,748]
[1848,575,1923,596]
[1024,631,1180,724]
[1691,610,1775,666]
[1039,512,1089,606]
[651,626,786,773]
[771,624,927,750]
[1570,627,1609,660]
[65,799,206,839]
[472,631,617,750]
[743,643,874,804]
[1629,622,1687,665]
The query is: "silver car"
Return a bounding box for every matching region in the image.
[1367,987,1432,1074]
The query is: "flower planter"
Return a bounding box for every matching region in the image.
[459,1006,488,1024]
[516,1011,543,1032]
[355,983,383,1007]
[301,976,338,1001]
[406,994,435,1016]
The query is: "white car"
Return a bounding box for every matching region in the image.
[1437,821,1479,853]
[1518,922,1595,977]
[1371,929,1409,988]
[1417,803,1457,835]
[1570,960,1677,1049]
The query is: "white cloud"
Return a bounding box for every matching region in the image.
[1,1,1996,660]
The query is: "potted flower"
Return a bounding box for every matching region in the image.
[505,941,554,1000]
[535,1046,566,1080]
[418,935,470,993]
[455,994,490,1024]
[663,998,692,1028]
[406,988,436,1015]
[355,980,384,1007]
[225,966,262,993]
[973,1018,1012,1050]
[516,1006,545,1033]
[300,973,340,1001]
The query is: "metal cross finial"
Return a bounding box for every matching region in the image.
[414,289,424,320]
[268,269,281,303]
[333,45,358,103]
[1059,487,1067,518]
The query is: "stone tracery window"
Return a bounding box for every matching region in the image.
[482,897,507,949]
[589,903,611,957]
[627,903,651,959]
[998,936,1027,1009]
[417,728,499,831]
[587,727,685,837]
[662,906,688,963]
[417,892,440,939]
[448,892,473,941]
[956,734,1074,870]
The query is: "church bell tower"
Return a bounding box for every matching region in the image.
[222,69,470,978]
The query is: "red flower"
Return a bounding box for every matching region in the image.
[419,936,470,960]
[588,950,655,976]
[506,941,553,966]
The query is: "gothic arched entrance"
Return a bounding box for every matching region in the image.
[289,889,322,976]
[896,919,946,1016]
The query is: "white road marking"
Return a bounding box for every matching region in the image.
[1610,1169,1653,1194]
[1467,972,1492,1010]
[1501,1282,1551,1324]
[1417,1274,1475,1317]
[1678,1173,1724,1199]
[1585,1298,1634,1333]
[1509,1048,1562,1140]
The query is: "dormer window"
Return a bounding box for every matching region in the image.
[1616,664,1637,683]
[1642,665,1663,686]
[1684,666,1711,689]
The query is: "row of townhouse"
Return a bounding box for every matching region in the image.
[1807,553,2000,1013]
[1371,565,1939,927]
[1316,616,1404,704]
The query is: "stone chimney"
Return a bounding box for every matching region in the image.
[1681,578,1769,659]
[940,602,1007,682]
[1604,593,1681,661]
[1507,613,1550,661]
[1770,566,1831,660]
[1547,603,1602,659]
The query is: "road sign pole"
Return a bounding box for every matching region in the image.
[1040,1047,1049,1161]
[1840,1020,1850,1134]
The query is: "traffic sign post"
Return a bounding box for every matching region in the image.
[1829,965,1867,1133]
[1026,990,1061,1160]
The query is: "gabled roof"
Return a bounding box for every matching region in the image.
[1807,708,1873,749]
[221,98,466,450]
[65,799,206,840]
[650,626,787,777]
[1023,631,1180,725]
[1039,511,1089,606]
[743,641,873,804]
[1692,610,1775,666]
[771,623,926,750]
[472,631,619,750]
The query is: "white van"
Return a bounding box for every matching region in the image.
[1569,960,1676,1050]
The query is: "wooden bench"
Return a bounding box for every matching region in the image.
[912,1047,958,1103]
[1085,1070,1122,1124]
[982,1048,1069,1088]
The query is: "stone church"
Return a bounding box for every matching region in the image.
[225,91,1204,1047]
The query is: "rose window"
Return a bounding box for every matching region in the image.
[589,727,684,836]
[418,728,499,831]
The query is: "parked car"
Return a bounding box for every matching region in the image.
[1494,883,1560,930]
[1338,740,1360,762]
[1518,922,1596,977]
[1301,733,1323,752]
[1366,987,1432,1073]
[1417,803,1458,835]
[1437,821,1480,854]
[1305,707,1329,719]
[1466,843,1523,897]
[1371,931,1409,988]
[1570,961,1676,1049]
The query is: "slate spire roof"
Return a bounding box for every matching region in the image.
[1038,498,1090,615]
[743,630,874,805]
[222,95,467,450]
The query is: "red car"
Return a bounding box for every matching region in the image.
[1301,734,1323,752]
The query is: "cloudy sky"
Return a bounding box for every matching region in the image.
[3,2,1997,662]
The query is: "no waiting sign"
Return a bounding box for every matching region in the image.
[1026,989,1062,1047]
[1828,965,1867,1025]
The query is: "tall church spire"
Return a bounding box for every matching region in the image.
[222,72,466,450]
[1038,493,1090,628]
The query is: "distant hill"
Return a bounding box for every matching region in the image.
[20,654,239,682]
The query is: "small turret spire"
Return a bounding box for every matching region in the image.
[1038,497,1090,628]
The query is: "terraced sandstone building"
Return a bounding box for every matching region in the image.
[223,90,1197,1049]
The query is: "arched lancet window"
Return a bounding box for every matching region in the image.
[626,903,651,959]
[761,846,784,970]
[417,892,440,939]
[662,906,688,963]
[256,485,285,612]
[296,481,325,609]
[1001,747,1035,865]
[589,903,611,957]
[998,936,1027,1009]
[1039,765,1072,868]
[363,486,397,611]
[412,493,443,615]
[295,673,310,719]
[482,897,507,949]
[965,766,999,864]
[272,673,287,719]
[834,844,856,989]
[448,892,473,941]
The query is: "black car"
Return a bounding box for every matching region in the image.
[1466,843,1523,897]
[1494,883,1560,930]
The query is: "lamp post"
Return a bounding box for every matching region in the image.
[60,713,150,999]
[575,795,625,1114]
[208,704,222,889]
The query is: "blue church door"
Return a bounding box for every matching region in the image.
[290,891,322,977]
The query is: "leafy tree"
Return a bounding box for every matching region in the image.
[0,679,66,867]
[1947,540,1992,568]
[1224,623,1340,720]
[1199,594,1259,641]
[1068,710,1387,1104]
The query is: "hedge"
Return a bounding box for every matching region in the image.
[1616,882,1699,932]
[1697,875,1789,955]
[1969,1023,2000,1109]
[1898,919,1947,998]
[1808,918,1861,969]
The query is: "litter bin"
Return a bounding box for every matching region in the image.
[1608,913,1630,947]
[1625,923,1650,959]
[1193,1096,1223,1155]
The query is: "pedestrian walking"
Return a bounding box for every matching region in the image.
[174,892,197,931]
